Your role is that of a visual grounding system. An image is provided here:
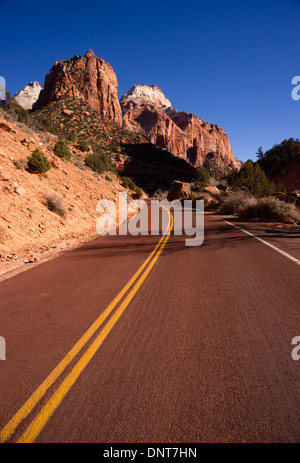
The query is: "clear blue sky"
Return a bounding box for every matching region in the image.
[1,0,299,162]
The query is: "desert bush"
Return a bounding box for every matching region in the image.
[45,193,66,217]
[84,151,113,173]
[219,192,255,215]
[239,197,300,223]
[121,176,137,191]
[0,91,29,122]
[27,149,51,174]
[54,140,71,160]
[109,139,119,152]
[191,167,210,192]
[105,174,112,182]
[33,115,57,135]
[68,132,76,142]
[135,187,143,198]
[73,159,86,170]
[14,158,28,170]
[121,176,142,197]
[78,140,90,152]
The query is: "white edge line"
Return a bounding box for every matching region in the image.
[224,220,300,266]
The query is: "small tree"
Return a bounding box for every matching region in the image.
[68,132,76,142]
[54,140,71,160]
[85,152,113,173]
[77,140,90,152]
[228,160,274,197]
[191,167,210,192]
[27,149,51,174]
[121,176,137,191]
[256,146,264,160]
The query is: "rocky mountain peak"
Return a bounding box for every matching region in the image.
[85,49,95,58]
[120,85,172,110]
[14,81,42,110]
[33,51,122,125]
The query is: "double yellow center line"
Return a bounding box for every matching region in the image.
[0,206,173,443]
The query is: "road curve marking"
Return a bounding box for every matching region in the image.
[225,220,300,265]
[0,205,173,443]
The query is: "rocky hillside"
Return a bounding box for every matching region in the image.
[121,84,242,175]
[257,138,300,194]
[273,156,300,194]
[33,96,196,195]
[0,108,131,276]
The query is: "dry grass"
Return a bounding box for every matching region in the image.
[219,192,300,223]
[45,193,66,217]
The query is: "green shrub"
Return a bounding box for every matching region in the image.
[27,149,51,174]
[228,160,275,197]
[121,176,137,191]
[84,151,113,173]
[68,132,76,142]
[0,91,29,122]
[77,140,89,152]
[190,167,210,192]
[54,140,71,160]
[105,175,112,182]
[135,187,143,198]
[121,176,142,197]
[34,115,57,135]
[109,138,119,152]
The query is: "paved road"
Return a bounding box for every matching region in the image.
[0,209,300,443]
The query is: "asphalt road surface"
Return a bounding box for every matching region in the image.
[0,208,300,443]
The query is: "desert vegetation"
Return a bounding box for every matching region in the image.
[121,176,142,198]
[84,149,114,174]
[219,192,300,224]
[204,154,300,224]
[257,138,300,178]
[44,193,66,217]
[54,140,71,160]
[227,160,275,197]
[27,149,51,173]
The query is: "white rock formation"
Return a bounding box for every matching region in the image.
[15,81,42,110]
[120,84,172,110]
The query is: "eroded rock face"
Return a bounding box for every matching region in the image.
[120,85,172,110]
[121,85,242,173]
[33,50,122,125]
[15,82,42,110]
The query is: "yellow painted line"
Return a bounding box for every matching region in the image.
[18,213,173,443]
[0,205,172,443]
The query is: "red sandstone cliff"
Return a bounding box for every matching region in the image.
[33,50,122,125]
[121,85,242,172]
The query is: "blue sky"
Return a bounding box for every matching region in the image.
[1,0,299,162]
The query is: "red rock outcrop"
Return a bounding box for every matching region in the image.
[121,85,242,173]
[33,50,122,125]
